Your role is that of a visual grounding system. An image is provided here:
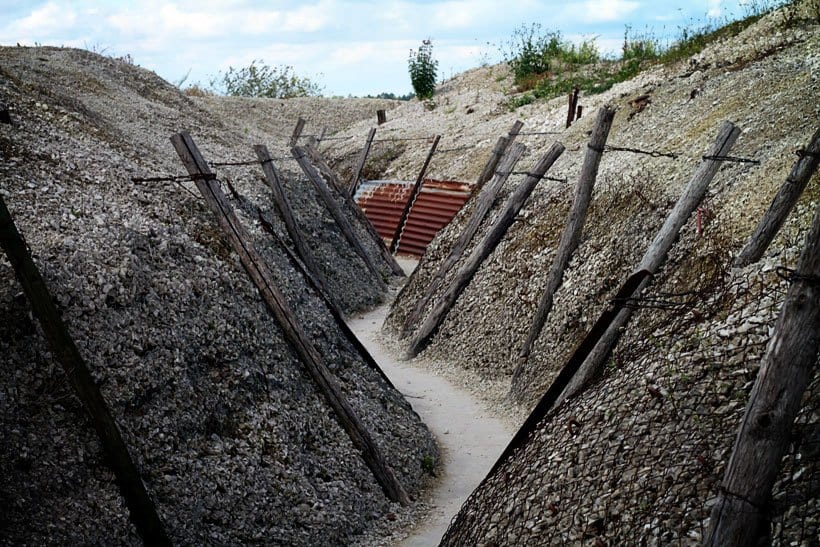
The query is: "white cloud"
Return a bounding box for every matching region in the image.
[2,1,76,37]
[578,0,639,23]
[707,0,723,17]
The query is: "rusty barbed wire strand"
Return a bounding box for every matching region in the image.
[209,159,261,167]
[605,144,680,159]
[701,154,761,164]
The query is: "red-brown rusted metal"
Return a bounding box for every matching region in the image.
[355,179,472,256]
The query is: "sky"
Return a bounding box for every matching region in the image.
[0,0,765,97]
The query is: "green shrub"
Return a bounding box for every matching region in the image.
[622,26,661,62]
[502,23,561,84]
[408,39,438,100]
[211,60,322,98]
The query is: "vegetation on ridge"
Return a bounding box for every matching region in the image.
[504,0,817,110]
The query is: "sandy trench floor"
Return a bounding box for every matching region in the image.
[346,260,513,546]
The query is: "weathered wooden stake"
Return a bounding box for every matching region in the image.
[490,269,651,477]
[400,142,527,338]
[303,139,346,194]
[704,200,820,546]
[304,141,405,276]
[289,117,306,147]
[376,109,387,125]
[389,135,441,254]
[517,106,615,364]
[255,206,398,391]
[555,121,741,408]
[405,142,566,358]
[0,196,171,545]
[171,132,409,505]
[734,127,820,267]
[576,105,583,121]
[475,120,524,191]
[254,144,336,307]
[349,127,377,196]
[0,103,10,124]
[292,145,388,291]
[566,87,579,128]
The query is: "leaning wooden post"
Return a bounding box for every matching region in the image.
[170,132,409,505]
[304,141,405,276]
[289,117,306,147]
[254,144,337,308]
[400,143,527,338]
[554,121,741,407]
[0,196,172,545]
[705,200,820,546]
[292,145,388,291]
[405,142,566,358]
[566,87,579,128]
[303,140,346,194]
[734,127,820,267]
[349,127,377,196]
[255,206,398,391]
[389,135,441,254]
[475,120,524,190]
[517,106,615,364]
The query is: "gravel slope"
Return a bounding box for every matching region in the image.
[0,46,435,545]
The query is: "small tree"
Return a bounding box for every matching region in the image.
[212,60,322,98]
[408,39,438,100]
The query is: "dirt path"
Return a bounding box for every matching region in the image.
[347,302,513,546]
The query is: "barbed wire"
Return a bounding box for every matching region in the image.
[209,159,260,167]
[131,173,215,183]
[374,136,437,143]
[702,154,761,164]
[605,145,680,159]
[509,171,568,183]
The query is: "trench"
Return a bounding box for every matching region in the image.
[347,265,513,545]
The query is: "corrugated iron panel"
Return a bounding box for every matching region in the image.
[355,179,472,257]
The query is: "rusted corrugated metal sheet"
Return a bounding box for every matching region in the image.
[355,179,472,257]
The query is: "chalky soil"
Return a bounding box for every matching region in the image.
[347,284,513,546]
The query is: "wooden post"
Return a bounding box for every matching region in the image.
[289,117,306,147]
[517,106,615,364]
[349,127,377,196]
[255,206,398,391]
[377,109,387,125]
[475,120,524,191]
[304,141,405,276]
[734,127,820,267]
[389,135,441,254]
[405,142,566,358]
[291,145,388,291]
[0,103,10,124]
[555,121,741,408]
[400,142,527,339]
[705,200,820,545]
[566,87,579,128]
[576,105,583,121]
[254,144,336,307]
[170,132,409,505]
[492,269,651,477]
[0,196,171,545]
[303,139,346,194]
